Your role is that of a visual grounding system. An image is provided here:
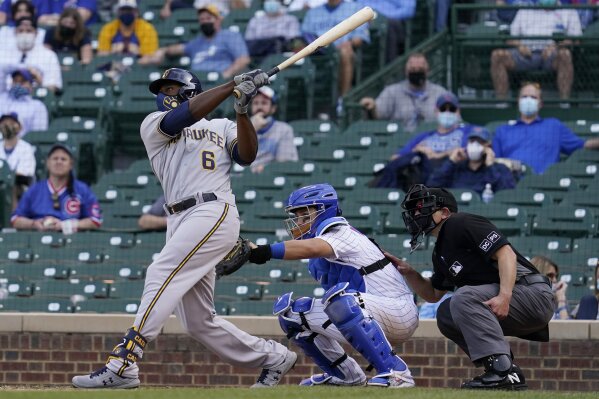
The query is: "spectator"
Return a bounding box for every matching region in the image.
[44,8,92,65]
[97,0,158,57]
[189,0,250,17]
[249,86,298,173]
[0,17,62,92]
[418,292,452,319]
[37,0,98,26]
[495,0,538,25]
[561,0,599,28]
[571,261,599,320]
[372,93,473,190]
[244,0,301,59]
[530,255,569,320]
[0,68,49,137]
[0,0,46,45]
[139,4,250,79]
[360,53,448,133]
[11,143,102,233]
[492,82,599,174]
[357,0,415,62]
[288,0,327,11]
[427,127,516,195]
[159,0,194,20]
[301,0,369,96]
[490,3,582,99]
[0,112,36,207]
[137,194,167,231]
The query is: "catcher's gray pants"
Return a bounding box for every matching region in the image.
[436,281,554,362]
[107,201,289,378]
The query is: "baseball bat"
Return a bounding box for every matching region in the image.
[233,6,375,98]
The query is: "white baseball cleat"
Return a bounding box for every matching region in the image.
[366,368,415,388]
[72,366,140,389]
[251,350,298,388]
[299,373,366,386]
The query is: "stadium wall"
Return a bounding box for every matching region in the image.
[0,314,598,391]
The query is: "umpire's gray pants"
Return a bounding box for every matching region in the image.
[436,282,554,362]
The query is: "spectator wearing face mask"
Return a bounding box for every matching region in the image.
[139,4,249,79]
[493,82,599,174]
[0,68,49,137]
[0,112,36,207]
[249,86,298,174]
[244,0,301,59]
[0,0,46,47]
[360,53,448,133]
[427,128,516,196]
[97,0,158,57]
[44,8,93,64]
[0,17,62,92]
[37,0,98,26]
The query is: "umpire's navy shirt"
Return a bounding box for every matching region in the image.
[430,213,533,290]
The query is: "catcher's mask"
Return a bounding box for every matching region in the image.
[149,68,203,111]
[284,183,340,240]
[401,184,458,251]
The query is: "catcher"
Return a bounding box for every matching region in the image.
[216,183,418,387]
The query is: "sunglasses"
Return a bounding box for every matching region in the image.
[52,192,60,210]
[439,104,457,113]
[546,272,558,280]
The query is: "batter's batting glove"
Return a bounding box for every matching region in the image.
[233,80,258,114]
[233,69,270,88]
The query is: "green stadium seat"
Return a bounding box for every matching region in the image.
[222,8,258,33]
[508,236,573,257]
[69,263,145,281]
[448,188,481,209]
[134,232,166,249]
[382,211,408,235]
[468,203,530,236]
[33,279,109,298]
[0,297,73,312]
[344,120,403,138]
[56,83,110,118]
[337,202,382,235]
[531,207,596,238]
[73,298,140,313]
[493,189,554,216]
[565,149,599,164]
[0,247,35,263]
[213,301,230,316]
[289,119,340,137]
[241,233,278,245]
[261,281,324,301]
[372,234,413,255]
[571,238,599,254]
[69,232,136,249]
[517,173,582,202]
[228,300,274,316]
[0,232,30,249]
[240,214,280,235]
[107,280,145,299]
[214,281,264,301]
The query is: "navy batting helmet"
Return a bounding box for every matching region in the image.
[149,68,203,111]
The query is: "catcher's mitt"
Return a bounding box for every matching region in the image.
[215,237,252,279]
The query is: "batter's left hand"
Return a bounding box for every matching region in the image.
[483,294,511,320]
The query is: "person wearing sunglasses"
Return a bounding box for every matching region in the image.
[530,255,569,320]
[11,143,102,233]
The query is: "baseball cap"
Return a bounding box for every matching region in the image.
[195,2,221,18]
[257,86,277,104]
[468,127,491,143]
[15,16,36,29]
[48,143,74,159]
[11,68,34,83]
[428,187,458,212]
[436,92,460,109]
[117,0,137,9]
[0,112,20,124]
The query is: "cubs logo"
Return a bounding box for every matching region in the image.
[479,239,492,252]
[162,96,179,110]
[449,261,463,276]
[91,204,102,220]
[65,197,81,215]
[487,231,500,243]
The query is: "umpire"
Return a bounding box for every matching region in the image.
[385,184,554,390]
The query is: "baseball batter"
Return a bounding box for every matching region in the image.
[246,184,418,387]
[72,68,297,389]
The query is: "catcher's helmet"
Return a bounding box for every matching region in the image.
[149,68,202,111]
[401,184,458,251]
[284,183,341,240]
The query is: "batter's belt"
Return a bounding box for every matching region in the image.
[164,192,218,215]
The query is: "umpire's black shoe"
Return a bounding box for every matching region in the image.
[461,364,527,391]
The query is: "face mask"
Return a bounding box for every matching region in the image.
[466,141,485,162]
[407,71,426,87]
[264,0,281,14]
[16,32,36,51]
[539,0,557,5]
[200,22,215,37]
[156,93,182,112]
[119,12,135,26]
[9,84,30,99]
[518,96,539,117]
[60,25,76,38]
[437,111,458,129]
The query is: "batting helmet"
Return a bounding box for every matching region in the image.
[149,68,203,111]
[284,183,341,240]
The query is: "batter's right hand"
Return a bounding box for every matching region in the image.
[234,69,270,88]
[233,81,258,114]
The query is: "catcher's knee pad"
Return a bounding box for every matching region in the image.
[322,283,405,374]
[107,327,148,375]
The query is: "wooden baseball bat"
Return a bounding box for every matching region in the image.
[233,6,375,98]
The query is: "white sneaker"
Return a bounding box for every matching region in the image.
[300,373,366,386]
[72,366,140,389]
[251,350,298,388]
[367,369,415,388]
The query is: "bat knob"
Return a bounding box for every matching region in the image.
[233,88,241,99]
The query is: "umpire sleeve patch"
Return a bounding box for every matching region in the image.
[487,231,500,243]
[479,239,492,252]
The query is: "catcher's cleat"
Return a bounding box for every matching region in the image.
[462,364,527,391]
[366,369,416,388]
[299,373,366,386]
[72,366,140,389]
[251,350,297,388]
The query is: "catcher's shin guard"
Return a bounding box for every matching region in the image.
[107,327,148,376]
[322,283,407,375]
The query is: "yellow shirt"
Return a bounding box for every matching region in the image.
[97,18,158,56]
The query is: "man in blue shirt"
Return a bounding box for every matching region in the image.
[37,0,98,26]
[493,82,599,174]
[139,4,249,79]
[427,128,516,195]
[301,0,369,96]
